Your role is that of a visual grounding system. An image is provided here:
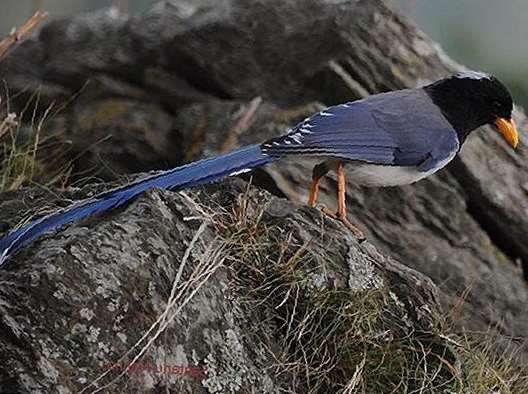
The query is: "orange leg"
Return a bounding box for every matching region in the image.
[334,161,365,241]
[307,163,329,207]
[307,173,321,207]
[336,161,346,219]
[306,161,365,241]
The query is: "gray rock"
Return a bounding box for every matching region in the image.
[0,180,443,393]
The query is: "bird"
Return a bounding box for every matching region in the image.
[0,71,519,264]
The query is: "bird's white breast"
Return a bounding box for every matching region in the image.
[345,149,458,187]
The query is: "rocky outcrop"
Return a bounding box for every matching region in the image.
[0,180,446,393]
[0,0,527,392]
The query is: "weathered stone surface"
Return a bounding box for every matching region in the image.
[0,179,442,393]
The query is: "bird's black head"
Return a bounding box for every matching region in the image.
[424,71,518,147]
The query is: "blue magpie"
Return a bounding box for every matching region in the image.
[0,71,518,264]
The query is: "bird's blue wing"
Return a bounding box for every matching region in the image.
[261,89,459,172]
[416,132,460,172]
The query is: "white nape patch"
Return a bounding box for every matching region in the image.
[229,168,251,176]
[455,71,491,81]
[346,145,458,187]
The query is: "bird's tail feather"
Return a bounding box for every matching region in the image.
[0,144,275,264]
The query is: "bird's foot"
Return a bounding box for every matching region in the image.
[339,217,366,243]
[319,205,366,242]
[319,204,336,218]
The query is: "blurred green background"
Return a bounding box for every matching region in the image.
[1,0,526,108]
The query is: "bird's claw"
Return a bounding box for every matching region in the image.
[319,204,337,219]
[339,217,366,242]
[318,204,366,242]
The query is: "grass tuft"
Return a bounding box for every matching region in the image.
[0,91,73,191]
[221,188,528,393]
[453,332,528,394]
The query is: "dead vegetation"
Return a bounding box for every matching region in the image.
[0,11,73,191]
[221,189,528,393]
[0,92,73,191]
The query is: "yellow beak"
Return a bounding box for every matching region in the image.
[494,117,519,148]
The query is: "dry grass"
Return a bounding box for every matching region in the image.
[0,93,73,191]
[451,332,528,394]
[0,11,74,192]
[220,189,528,393]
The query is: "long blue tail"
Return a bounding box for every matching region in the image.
[0,144,277,264]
